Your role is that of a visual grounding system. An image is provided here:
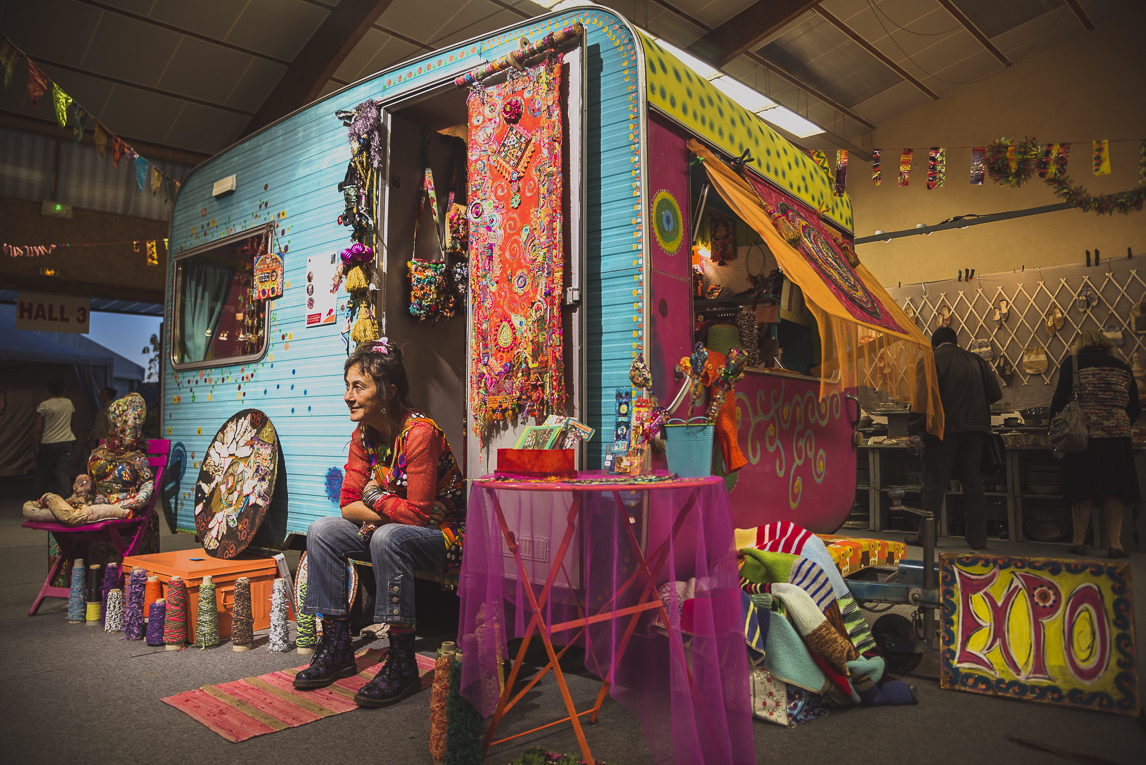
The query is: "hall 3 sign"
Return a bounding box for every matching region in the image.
[15,291,90,334]
[939,553,1138,716]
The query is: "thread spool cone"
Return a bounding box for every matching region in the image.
[297,646,315,655]
[85,601,101,624]
[232,644,251,652]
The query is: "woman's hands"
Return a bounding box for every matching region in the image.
[428,501,447,527]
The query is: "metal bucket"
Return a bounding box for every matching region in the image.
[664,417,714,478]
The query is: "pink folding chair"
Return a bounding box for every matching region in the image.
[23,438,170,616]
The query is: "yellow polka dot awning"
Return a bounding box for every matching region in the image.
[638,31,853,234]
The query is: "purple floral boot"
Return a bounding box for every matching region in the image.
[293,618,357,690]
[354,628,420,708]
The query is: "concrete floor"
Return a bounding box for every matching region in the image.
[1,474,1143,764]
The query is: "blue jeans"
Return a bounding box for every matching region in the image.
[302,515,447,625]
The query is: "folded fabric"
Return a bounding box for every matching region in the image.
[770,583,824,635]
[838,593,881,659]
[786,686,828,726]
[741,591,768,667]
[750,666,789,726]
[763,607,826,693]
[740,549,796,586]
[787,557,835,611]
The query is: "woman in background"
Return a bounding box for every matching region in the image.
[1050,330,1139,558]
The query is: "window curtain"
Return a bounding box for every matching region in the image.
[178,258,231,363]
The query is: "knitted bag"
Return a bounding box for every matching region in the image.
[408,165,456,320]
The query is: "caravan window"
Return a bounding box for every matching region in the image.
[171,227,269,369]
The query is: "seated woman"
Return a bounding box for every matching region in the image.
[23,392,154,526]
[293,339,465,707]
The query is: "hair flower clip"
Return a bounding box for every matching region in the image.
[370,338,391,355]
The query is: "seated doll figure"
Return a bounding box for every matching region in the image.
[23,393,154,526]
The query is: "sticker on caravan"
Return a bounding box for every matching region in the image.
[306,253,339,327]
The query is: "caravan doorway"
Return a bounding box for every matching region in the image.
[379,46,585,482]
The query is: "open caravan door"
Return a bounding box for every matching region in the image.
[458,30,587,480]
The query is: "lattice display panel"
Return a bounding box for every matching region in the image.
[885,259,1146,409]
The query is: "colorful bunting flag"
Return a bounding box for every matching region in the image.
[926,147,946,190]
[111,135,127,167]
[872,150,881,186]
[134,156,148,192]
[1039,143,1070,178]
[94,121,107,158]
[1093,140,1111,175]
[146,240,158,265]
[151,166,162,196]
[26,60,48,108]
[164,178,171,204]
[970,147,986,185]
[0,38,19,89]
[833,150,848,195]
[897,149,913,187]
[809,150,830,177]
[51,83,71,128]
[72,106,88,144]
[1140,140,1146,187]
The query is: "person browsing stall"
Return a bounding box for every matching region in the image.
[34,378,76,497]
[907,327,1002,549]
[293,339,465,707]
[1050,330,1139,559]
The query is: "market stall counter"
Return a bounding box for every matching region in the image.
[457,472,754,765]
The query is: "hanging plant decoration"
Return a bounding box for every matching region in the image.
[984,136,1042,188]
[1044,156,1146,216]
[330,100,386,350]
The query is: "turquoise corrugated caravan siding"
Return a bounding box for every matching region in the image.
[164,7,647,541]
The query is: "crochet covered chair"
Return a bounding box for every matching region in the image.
[23,393,169,616]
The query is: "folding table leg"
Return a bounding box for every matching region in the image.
[29,555,70,616]
[482,490,597,765]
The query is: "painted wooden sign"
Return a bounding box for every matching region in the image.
[15,291,90,334]
[940,553,1138,716]
[253,252,284,301]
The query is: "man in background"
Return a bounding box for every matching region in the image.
[88,386,117,449]
[907,327,1002,549]
[34,378,76,497]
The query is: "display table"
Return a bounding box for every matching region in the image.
[458,473,755,765]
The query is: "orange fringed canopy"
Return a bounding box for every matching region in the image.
[688,140,944,437]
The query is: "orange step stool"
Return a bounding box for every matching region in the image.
[122,548,285,640]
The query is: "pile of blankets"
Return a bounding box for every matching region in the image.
[655,522,916,728]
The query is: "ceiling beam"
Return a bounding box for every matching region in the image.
[743,52,876,131]
[1064,0,1095,31]
[687,0,820,68]
[814,6,939,100]
[934,0,1010,66]
[650,0,870,153]
[1,273,164,305]
[241,0,397,139]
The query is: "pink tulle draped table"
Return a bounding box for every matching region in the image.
[458,472,755,765]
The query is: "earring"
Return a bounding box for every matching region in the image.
[379,406,387,414]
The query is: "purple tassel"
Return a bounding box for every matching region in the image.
[101,563,121,628]
[123,568,147,640]
[145,600,167,646]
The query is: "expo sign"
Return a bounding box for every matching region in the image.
[939,553,1138,716]
[16,291,91,334]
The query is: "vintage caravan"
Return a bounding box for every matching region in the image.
[161,4,935,548]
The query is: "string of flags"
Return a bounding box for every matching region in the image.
[0,33,182,204]
[811,138,1144,194]
[3,239,168,265]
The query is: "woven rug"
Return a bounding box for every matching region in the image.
[162,648,436,742]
